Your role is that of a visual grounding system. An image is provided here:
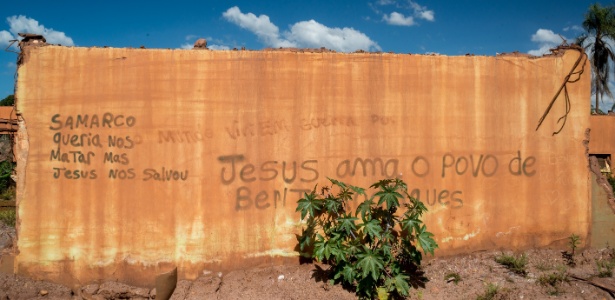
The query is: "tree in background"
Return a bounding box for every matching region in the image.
[0,95,14,201]
[577,3,615,114]
[0,95,13,106]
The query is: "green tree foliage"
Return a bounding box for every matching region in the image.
[296,178,437,299]
[577,3,615,113]
[0,95,13,106]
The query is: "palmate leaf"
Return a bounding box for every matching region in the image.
[400,214,422,234]
[328,177,348,189]
[298,235,311,252]
[356,197,375,221]
[369,178,393,190]
[374,187,403,210]
[330,240,348,263]
[356,250,385,281]
[337,188,354,202]
[349,184,366,196]
[338,214,358,236]
[314,234,339,261]
[406,196,428,217]
[324,196,342,214]
[333,263,356,285]
[381,244,393,262]
[297,224,315,251]
[390,273,411,296]
[412,196,428,213]
[361,218,382,240]
[417,224,438,255]
[296,192,323,220]
[346,238,363,256]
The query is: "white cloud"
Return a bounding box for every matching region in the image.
[5,15,74,46]
[528,29,566,56]
[6,62,15,68]
[375,0,434,25]
[0,16,74,49]
[563,25,582,32]
[0,30,13,47]
[383,12,415,26]
[409,1,434,21]
[223,6,295,48]
[285,20,380,52]
[222,7,380,52]
[531,29,563,44]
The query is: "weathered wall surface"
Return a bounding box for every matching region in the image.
[590,115,615,158]
[14,46,591,287]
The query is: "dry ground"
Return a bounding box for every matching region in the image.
[1,247,614,299]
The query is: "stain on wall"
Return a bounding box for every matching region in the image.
[14,46,591,287]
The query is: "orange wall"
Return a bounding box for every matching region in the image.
[0,106,17,132]
[590,115,615,157]
[14,46,591,286]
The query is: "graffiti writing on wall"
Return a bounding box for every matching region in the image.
[45,112,538,213]
[48,113,189,181]
[217,151,536,212]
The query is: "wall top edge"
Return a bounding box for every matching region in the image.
[19,43,575,59]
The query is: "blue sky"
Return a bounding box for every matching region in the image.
[0,0,609,108]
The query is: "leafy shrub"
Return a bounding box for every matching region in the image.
[0,161,15,199]
[538,265,568,287]
[597,260,614,277]
[494,253,528,276]
[608,176,615,196]
[562,234,580,267]
[476,282,499,300]
[296,178,437,299]
[596,247,615,278]
[0,95,13,106]
[537,265,568,296]
[0,209,15,227]
[0,185,15,201]
[535,262,553,271]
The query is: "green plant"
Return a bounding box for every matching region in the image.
[476,282,499,300]
[568,234,581,254]
[562,234,581,267]
[416,290,423,300]
[296,178,438,299]
[537,265,568,296]
[0,95,13,106]
[538,266,569,287]
[535,262,553,271]
[596,248,615,277]
[577,3,615,113]
[0,185,15,201]
[444,272,461,285]
[608,176,615,196]
[0,209,15,227]
[596,260,614,277]
[495,253,528,276]
[0,161,15,198]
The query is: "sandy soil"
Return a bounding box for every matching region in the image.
[0,247,614,299]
